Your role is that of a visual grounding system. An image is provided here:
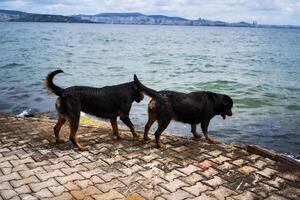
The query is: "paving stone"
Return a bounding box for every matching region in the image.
[1,172,21,182]
[257,168,278,178]
[48,185,66,196]
[250,182,277,198]
[204,176,227,187]
[34,188,54,198]
[99,170,125,182]
[217,162,235,171]
[19,167,46,178]
[71,186,102,199]
[207,150,223,157]
[119,173,144,186]
[0,189,18,199]
[163,189,193,199]
[96,178,125,193]
[267,177,287,188]
[163,169,186,181]
[92,189,124,200]
[10,157,34,167]
[138,187,170,200]
[180,172,204,185]
[196,160,217,170]
[55,173,84,184]
[0,115,299,200]
[183,182,213,196]
[253,159,268,169]
[178,164,199,175]
[36,169,65,181]
[122,164,144,176]
[202,167,219,178]
[79,167,105,178]
[160,179,188,192]
[64,181,80,191]
[205,186,236,200]
[232,159,248,166]
[238,166,257,175]
[19,194,38,200]
[277,186,300,200]
[230,191,259,200]
[139,167,164,179]
[265,194,289,200]
[29,178,59,192]
[14,185,31,194]
[210,155,231,164]
[10,175,39,188]
[43,162,69,172]
[0,182,12,190]
[124,193,145,200]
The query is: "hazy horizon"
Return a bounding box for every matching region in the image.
[0,0,300,26]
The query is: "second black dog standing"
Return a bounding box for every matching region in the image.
[45,70,144,151]
[134,74,233,148]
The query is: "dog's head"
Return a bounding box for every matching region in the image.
[220,95,233,119]
[132,83,144,103]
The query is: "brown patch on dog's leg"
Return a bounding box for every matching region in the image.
[191,124,202,140]
[203,132,221,144]
[54,113,66,143]
[110,117,123,140]
[144,111,156,141]
[154,120,170,149]
[201,121,220,144]
[69,117,86,151]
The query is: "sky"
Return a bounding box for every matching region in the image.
[0,0,300,25]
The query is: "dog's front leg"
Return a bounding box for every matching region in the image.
[201,121,221,144]
[110,117,123,140]
[191,124,202,140]
[120,114,139,138]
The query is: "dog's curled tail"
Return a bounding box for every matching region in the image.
[134,74,159,98]
[45,69,64,96]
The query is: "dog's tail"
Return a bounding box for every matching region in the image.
[134,74,160,98]
[45,69,64,96]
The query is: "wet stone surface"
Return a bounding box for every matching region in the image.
[0,114,299,200]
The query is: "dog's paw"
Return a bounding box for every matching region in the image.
[207,137,221,144]
[193,136,203,141]
[133,133,140,138]
[56,139,65,144]
[78,146,87,151]
[158,142,166,149]
[144,136,151,141]
[116,135,124,140]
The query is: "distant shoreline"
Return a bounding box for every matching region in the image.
[1,21,300,30]
[1,9,300,29]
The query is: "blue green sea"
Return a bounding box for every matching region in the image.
[0,22,299,159]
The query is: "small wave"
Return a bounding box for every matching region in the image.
[286,105,300,111]
[1,63,24,69]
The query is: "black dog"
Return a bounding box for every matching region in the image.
[45,70,144,150]
[134,75,233,148]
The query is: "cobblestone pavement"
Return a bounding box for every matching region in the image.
[0,114,299,200]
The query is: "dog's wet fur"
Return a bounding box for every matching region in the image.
[134,74,233,148]
[45,70,144,150]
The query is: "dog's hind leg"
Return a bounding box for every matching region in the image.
[110,117,123,140]
[54,113,66,143]
[144,111,156,141]
[68,115,86,151]
[201,121,221,144]
[191,124,202,140]
[154,119,170,149]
